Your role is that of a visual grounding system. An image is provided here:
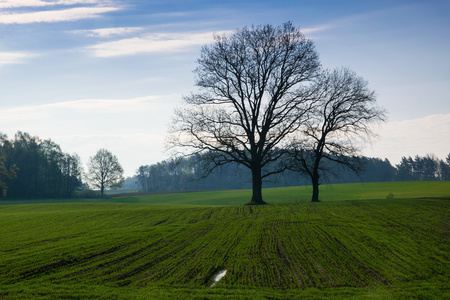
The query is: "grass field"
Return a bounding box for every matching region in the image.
[0,182,449,299]
[105,181,450,205]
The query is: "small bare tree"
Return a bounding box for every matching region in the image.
[289,67,386,202]
[86,148,124,196]
[167,22,320,205]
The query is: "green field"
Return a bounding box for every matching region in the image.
[0,182,449,299]
[105,181,450,205]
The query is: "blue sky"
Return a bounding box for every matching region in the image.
[1,0,449,176]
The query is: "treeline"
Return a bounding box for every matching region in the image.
[0,132,83,198]
[134,153,450,193]
[1,131,448,198]
[396,155,450,181]
[135,157,252,192]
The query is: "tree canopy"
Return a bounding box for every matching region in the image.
[288,67,386,201]
[0,132,82,198]
[86,148,124,196]
[168,22,321,204]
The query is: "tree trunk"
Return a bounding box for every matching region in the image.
[248,165,266,205]
[311,169,320,202]
[310,149,322,202]
[100,182,104,197]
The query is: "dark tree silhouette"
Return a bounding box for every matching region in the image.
[396,154,449,181]
[445,153,450,180]
[289,68,386,202]
[86,148,124,196]
[0,132,83,198]
[167,22,320,205]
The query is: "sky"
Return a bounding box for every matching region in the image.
[0,0,449,177]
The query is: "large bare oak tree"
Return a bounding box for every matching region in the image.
[168,22,320,204]
[289,67,386,202]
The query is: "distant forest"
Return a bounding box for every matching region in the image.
[0,132,83,199]
[129,153,450,193]
[1,131,449,199]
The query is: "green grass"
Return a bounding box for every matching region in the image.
[1,181,448,206]
[0,182,449,299]
[106,181,450,205]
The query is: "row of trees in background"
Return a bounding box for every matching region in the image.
[396,154,450,181]
[0,132,124,198]
[134,152,450,194]
[0,130,447,199]
[0,132,83,198]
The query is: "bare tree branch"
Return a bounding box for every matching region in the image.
[167,22,320,204]
[289,67,387,202]
[86,148,124,197]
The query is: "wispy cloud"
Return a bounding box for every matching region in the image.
[0,95,173,118]
[304,5,420,39]
[73,27,144,38]
[0,0,102,8]
[44,96,171,112]
[301,25,333,35]
[0,51,34,65]
[0,6,120,24]
[87,31,226,57]
[84,25,332,58]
